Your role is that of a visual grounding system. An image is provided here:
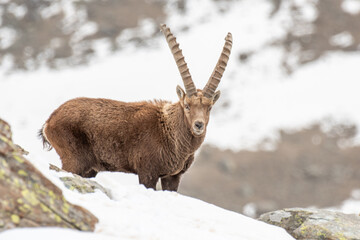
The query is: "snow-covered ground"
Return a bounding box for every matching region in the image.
[0,171,294,240]
[0,0,360,238]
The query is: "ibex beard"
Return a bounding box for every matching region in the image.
[39,24,232,191]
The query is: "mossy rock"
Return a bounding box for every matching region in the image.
[60,176,112,197]
[0,118,98,232]
[49,164,112,199]
[259,208,360,240]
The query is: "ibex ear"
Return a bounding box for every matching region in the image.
[176,85,185,100]
[212,90,221,104]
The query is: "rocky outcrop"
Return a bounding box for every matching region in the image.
[49,164,112,199]
[0,118,98,232]
[259,208,360,240]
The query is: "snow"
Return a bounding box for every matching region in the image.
[329,31,355,48]
[243,202,258,218]
[6,3,27,20]
[71,21,98,43]
[0,172,294,240]
[0,0,360,238]
[0,27,16,49]
[342,0,360,15]
[292,0,319,22]
[211,51,360,150]
[330,189,360,215]
[40,2,62,19]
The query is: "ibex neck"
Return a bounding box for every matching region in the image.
[161,102,204,155]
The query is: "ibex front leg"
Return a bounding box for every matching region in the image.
[161,174,182,191]
[138,172,159,190]
[161,154,194,191]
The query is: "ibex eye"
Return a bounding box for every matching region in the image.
[185,104,190,110]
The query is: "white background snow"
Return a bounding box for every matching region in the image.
[0,0,359,239]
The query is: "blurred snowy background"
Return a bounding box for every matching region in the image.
[0,0,360,219]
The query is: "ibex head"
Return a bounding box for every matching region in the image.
[160,24,232,137]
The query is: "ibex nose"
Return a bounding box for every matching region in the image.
[194,121,204,130]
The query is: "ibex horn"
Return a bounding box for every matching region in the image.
[203,32,232,99]
[160,24,197,97]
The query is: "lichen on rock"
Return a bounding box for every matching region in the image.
[0,118,98,232]
[259,208,360,240]
[49,164,112,199]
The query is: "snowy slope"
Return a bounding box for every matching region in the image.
[0,171,294,240]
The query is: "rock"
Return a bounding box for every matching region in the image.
[259,208,360,240]
[49,164,112,199]
[0,119,11,140]
[0,118,98,232]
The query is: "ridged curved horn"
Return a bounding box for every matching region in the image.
[160,24,197,97]
[203,32,232,98]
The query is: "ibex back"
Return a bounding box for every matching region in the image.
[39,24,232,191]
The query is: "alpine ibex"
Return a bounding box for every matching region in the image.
[39,24,232,191]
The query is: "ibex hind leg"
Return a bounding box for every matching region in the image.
[46,126,98,178]
[61,144,98,178]
[82,168,98,178]
[60,154,98,177]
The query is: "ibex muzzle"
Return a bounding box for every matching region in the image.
[39,24,232,191]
